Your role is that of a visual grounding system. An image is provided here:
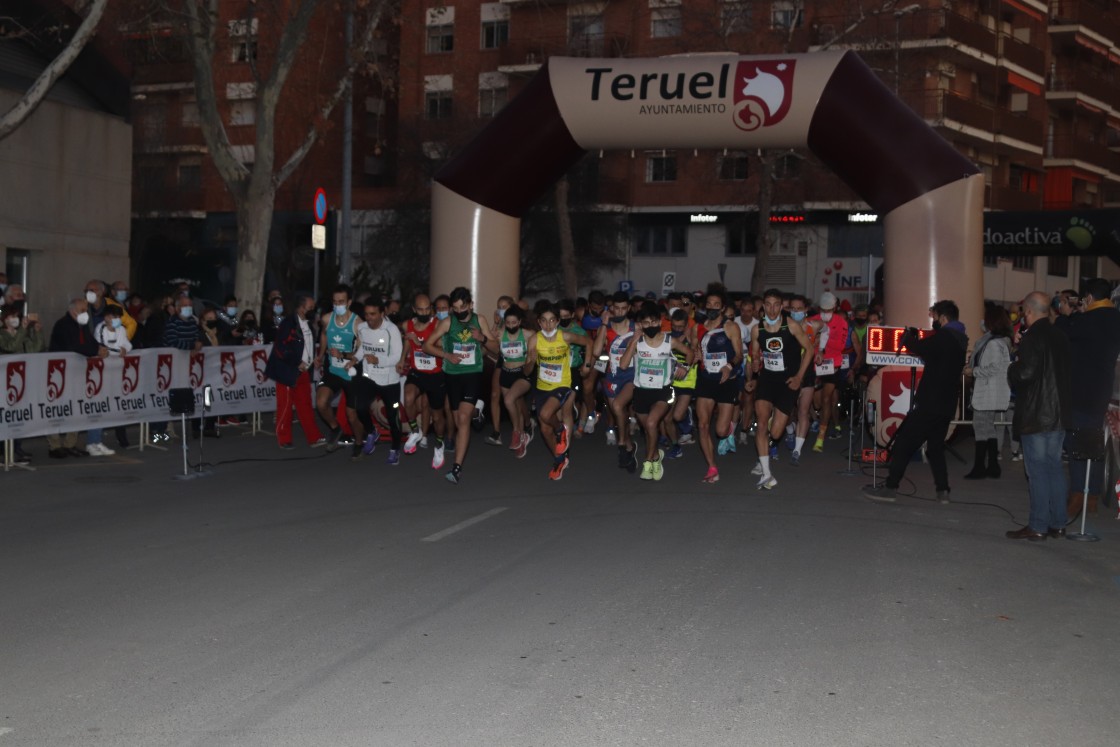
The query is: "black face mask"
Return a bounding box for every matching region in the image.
[643,325,660,338]
[705,309,721,321]
[455,309,472,322]
[610,314,628,324]
[932,320,942,331]
[415,314,431,324]
[205,320,218,329]
[244,320,257,330]
[505,325,520,335]
[558,318,572,328]
[854,319,867,327]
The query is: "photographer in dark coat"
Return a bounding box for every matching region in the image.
[864,300,968,504]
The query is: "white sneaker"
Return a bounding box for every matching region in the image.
[757,476,777,490]
[420,436,429,449]
[739,430,750,445]
[628,416,639,435]
[751,462,764,476]
[679,433,694,445]
[584,412,598,435]
[87,443,115,456]
[404,432,423,454]
[432,443,445,470]
[606,428,618,447]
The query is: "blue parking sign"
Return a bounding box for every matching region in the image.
[618,280,634,293]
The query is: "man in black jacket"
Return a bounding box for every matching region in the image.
[265,294,327,449]
[47,298,108,458]
[864,300,968,503]
[1005,291,1073,540]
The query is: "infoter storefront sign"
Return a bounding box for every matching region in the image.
[0,346,276,441]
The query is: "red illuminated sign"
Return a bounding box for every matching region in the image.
[866,325,931,366]
[769,214,805,223]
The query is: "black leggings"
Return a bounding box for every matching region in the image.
[352,378,402,449]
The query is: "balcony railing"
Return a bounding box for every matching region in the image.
[1000,34,1044,75]
[1050,1,1120,46]
[811,8,997,58]
[1048,66,1120,110]
[904,90,1043,147]
[1046,135,1120,175]
[497,33,629,68]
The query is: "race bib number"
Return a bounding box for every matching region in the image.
[815,359,836,376]
[762,351,784,372]
[704,352,728,374]
[609,352,623,373]
[539,363,563,384]
[500,341,524,360]
[452,342,476,366]
[594,357,608,373]
[414,354,437,371]
[841,353,851,369]
[638,361,667,389]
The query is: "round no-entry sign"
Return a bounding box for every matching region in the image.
[313,188,328,225]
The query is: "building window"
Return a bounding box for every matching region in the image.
[427,24,454,53]
[650,6,682,38]
[229,101,255,126]
[481,20,509,48]
[1011,255,1035,271]
[228,19,258,63]
[771,1,802,30]
[177,163,201,191]
[646,152,677,182]
[720,1,752,35]
[635,225,687,255]
[569,14,605,56]
[773,152,800,179]
[181,97,199,127]
[479,87,507,118]
[1048,254,1069,277]
[727,222,757,255]
[226,82,257,100]
[1009,164,1039,193]
[426,91,453,120]
[718,152,748,180]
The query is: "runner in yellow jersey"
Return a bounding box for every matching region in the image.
[526,304,590,480]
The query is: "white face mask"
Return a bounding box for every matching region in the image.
[764,314,781,326]
[333,304,348,316]
[820,311,833,322]
[85,291,98,305]
[5,317,19,329]
[76,311,90,325]
[115,290,128,303]
[541,328,558,339]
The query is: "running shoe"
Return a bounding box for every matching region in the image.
[584,412,599,434]
[738,430,750,446]
[768,444,779,461]
[525,419,536,445]
[432,443,445,469]
[445,468,460,484]
[617,445,629,469]
[726,433,737,453]
[514,431,530,459]
[1011,451,1022,462]
[640,460,654,480]
[757,476,778,490]
[549,456,570,481]
[486,431,502,446]
[338,435,355,447]
[790,450,801,466]
[678,433,695,446]
[625,446,638,474]
[784,432,796,450]
[717,435,730,456]
[362,431,379,456]
[751,462,764,476]
[628,416,639,435]
[279,442,296,450]
[813,437,824,453]
[309,436,328,448]
[651,458,664,481]
[555,425,570,456]
[809,420,820,433]
[387,449,400,466]
[702,466,720,483]
[658,435,671,449]
[404,431,423,454]
[508,430,522,451]
[665,444,684,460]
[606,428,618,447]
[828,426,843,440]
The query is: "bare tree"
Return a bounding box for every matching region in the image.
[0,0,108,141]
[178,0,391,308]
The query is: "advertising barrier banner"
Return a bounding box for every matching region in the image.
[0,346,276,441]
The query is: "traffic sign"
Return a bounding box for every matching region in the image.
[618,280,634,293]
[661,271,675,295]
[313,188,328,225]
[311,224,326,250]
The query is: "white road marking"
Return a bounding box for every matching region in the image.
[422,507,508,542]
[0,728,13,737]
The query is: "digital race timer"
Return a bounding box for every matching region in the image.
[865,326,932,367]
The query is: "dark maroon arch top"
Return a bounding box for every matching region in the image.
[435,51,978,219]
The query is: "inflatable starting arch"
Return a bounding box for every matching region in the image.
[432,50,984,329]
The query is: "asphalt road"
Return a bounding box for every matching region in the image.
[2,425,1118,746]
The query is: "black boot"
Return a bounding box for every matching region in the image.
[986,438,1001,478]
[964,441,987,479]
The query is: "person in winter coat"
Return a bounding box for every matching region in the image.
[965,303,1013,479]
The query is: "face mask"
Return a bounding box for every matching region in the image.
[791,311,806,322]
[76,311,90,325]
[643,325,660,338]
[670,329,683,338]
[497,308,507,319]
[110,318,122,330]
[820,312,833,322]
[5,317,18,329]
[85,291,99,305]
[226,307,238,317]
[505,325,520,334]
[415,313,432,324]
[854,318,867,327]
[115,291,128,303]
[705,309,721,321]
[455,309,472,321]
[180,307,193,318]
[244,320,257,330]
[932,320,942,331]
[273,303,284,315]
[205,320,218,329]
[559,318,572,328]
[610,314,628,324]
[764,314,781,326]
[436,310,449,321]
[541,328,558,339]
[333,304,348,316]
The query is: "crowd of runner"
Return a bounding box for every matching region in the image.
[281,282,879,487]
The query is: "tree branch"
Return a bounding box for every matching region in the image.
[0,0,108,141]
